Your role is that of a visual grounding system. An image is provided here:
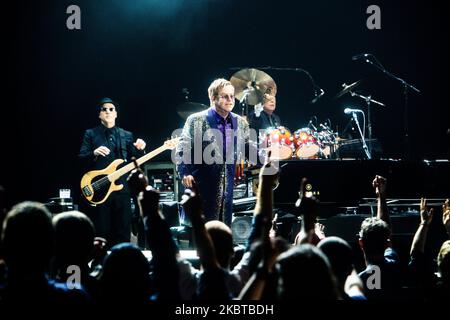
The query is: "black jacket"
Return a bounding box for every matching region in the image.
[78,125,144,190]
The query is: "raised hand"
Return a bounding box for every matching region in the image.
[410,197,434,255]
[372,175,390,224]
[295,178,318,226]
[181,175,196,188]
[372,175,387,198]
[315,222,326,240]
[293,177,320,245]
[127,166,148,198]
[180,182,203,223]
[127,157,159,218]
[258,150,279,185]
[420,198,434,226]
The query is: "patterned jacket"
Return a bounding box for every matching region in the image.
[176,107,250,226]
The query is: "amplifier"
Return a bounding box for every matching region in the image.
[45,197,76,215]
[144,162,179,202]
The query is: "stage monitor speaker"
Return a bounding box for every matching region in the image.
[231,214,253,245]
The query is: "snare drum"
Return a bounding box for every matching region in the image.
[261,126,293,160]
[293,128,320,159]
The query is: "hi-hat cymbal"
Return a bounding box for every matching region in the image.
[230,68,277,105]
[335,80,362,98]
[176,101,208,119]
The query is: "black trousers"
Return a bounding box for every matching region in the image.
[88,192,132,248]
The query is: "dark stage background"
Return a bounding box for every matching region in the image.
[2,0,449,205]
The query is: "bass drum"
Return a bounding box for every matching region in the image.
[293,128,320,159]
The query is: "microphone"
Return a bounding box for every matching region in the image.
[344,108,363,114]
[310,88,325,104]
[352,53,370,61]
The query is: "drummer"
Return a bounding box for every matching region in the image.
[247,88,282,140]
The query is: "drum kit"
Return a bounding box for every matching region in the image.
[260,124,339,160]
[228,67,344,160]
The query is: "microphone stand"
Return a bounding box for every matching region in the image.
[358,56,420,159]
[349,90,385,142]
[350,111,371,160]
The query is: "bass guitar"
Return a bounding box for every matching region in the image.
[80,137,180,205]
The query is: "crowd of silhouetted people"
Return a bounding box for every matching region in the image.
[0,162,449,307]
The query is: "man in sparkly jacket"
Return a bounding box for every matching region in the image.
[176,78,251,226]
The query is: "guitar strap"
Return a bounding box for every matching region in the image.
[116,127,128,160]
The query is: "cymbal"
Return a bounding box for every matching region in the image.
[335,80,362,98]
[176,101,208,119]
[230,68,277,105]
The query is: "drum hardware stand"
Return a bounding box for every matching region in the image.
[349,110,372,160]
[239,88,251,117]
[249,66,324,103]
[316,119,338,159]
[356,54,420,159]
[308,116,318,131]
[332,123,340,159]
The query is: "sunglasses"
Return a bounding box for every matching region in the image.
[219,94,235,100]
[101,107,115,112]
